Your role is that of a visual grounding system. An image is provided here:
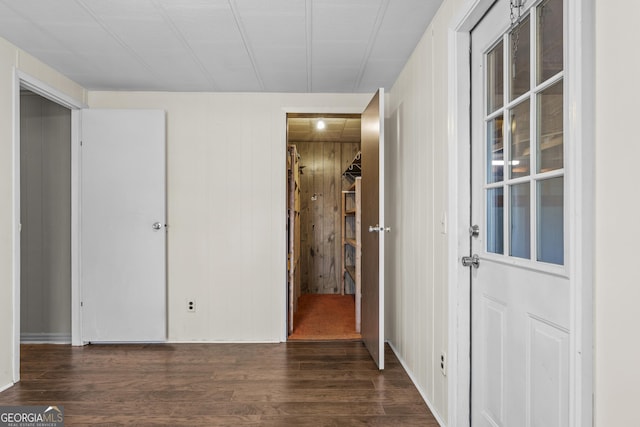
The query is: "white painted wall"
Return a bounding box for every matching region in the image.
[20,91,72,341]
[385,0,464,423]
[0,36,85,389]
[594,1,640,425]
[87,91,370,342]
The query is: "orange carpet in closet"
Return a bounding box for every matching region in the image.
[288,294,361,340]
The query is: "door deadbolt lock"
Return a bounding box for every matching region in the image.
[152,222,163,231]
[469,224,480,238]
[461,254,480,269]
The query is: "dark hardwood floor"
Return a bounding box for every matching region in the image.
[0,342,439,426]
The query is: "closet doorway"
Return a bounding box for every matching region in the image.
[286,113,362,340]
[19,89,72,344]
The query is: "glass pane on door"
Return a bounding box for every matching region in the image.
[510,101,530,178]
[537,177,564,264]
[487,41,504,113]
[510,183,530,259]
[510,16,530,101]
[537,0,563,83]
[487,188,504,254]
[487,116,504,183]
[538,80,563,172]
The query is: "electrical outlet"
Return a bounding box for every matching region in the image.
[187,300,196,312]
[440,352,447,376]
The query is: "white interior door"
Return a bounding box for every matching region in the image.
[470,0,569,425]
[81,109,166,342]
[361,89,385,369]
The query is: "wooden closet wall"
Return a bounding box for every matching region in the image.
[297,141,360,294]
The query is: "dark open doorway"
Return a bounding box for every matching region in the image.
[19,89,72,344]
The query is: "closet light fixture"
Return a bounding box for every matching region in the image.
[316,119,326,130]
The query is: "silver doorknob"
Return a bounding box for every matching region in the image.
[152,222,163,231]
[461,254,480,269]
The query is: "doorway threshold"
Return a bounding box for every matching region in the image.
[288,294,362,341]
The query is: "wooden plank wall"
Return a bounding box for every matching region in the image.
[287,145,302,333]
[298,141,360,294]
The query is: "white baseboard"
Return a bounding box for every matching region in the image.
[0,382,14,393]
[21,332,71,344]
[168,340,280,344]
[387,340,447,427]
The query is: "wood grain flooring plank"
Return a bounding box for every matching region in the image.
[0,342,439,426]
[231,388,424,404]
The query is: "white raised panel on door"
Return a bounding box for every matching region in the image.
[81,109,166,343]
[527,315,569,427]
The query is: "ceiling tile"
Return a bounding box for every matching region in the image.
[28,49,101,75]
[163,8,240,42]
[4,0,95,24]
[260,69,308,93]
[313,41,367,66]
[157,0,229,11]
[0,2,27,24]
[234,0,307,17]
[354,59,400,92]
[0,0,444,92]
[369,0,441,61]
[42,23,127,55]
[253,47,307,70]
[79,0,163,21]
[100,19,186,51]
[312,0,382,42]
[0,22,61,53]
[241,18,306,48]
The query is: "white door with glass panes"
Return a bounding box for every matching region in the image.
[469,0,569,425]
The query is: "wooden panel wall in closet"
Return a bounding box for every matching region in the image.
[297,141,360,294]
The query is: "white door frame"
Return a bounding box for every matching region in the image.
[12,69,86,382]
[446,0,595,426]
[280,105,368,342]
